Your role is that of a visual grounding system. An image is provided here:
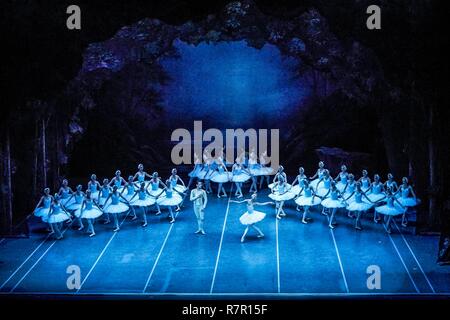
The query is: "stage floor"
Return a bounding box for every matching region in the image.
[0,189,449,298]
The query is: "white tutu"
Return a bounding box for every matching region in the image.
[148,188,164,197]
[104,202,129,214]
[289,184,302,195]
[173,185,187,193]
[315,188,331,198]
[188,165,202,178]
[75,207,103,219]
[60,197,75,207]
[321,198,346,209]
[45,212,70,223]
[211,172,230,183]
[34,207,51,218]
[397,197,419,207]
[310,179,321,189]
[131,197,156,207]
[66,202,83,211]
[260,166,275,175]
[269,183,292,190]
[157,194,183,206]
[239,210,266,225]
[347,201,373,212]
[98,196,109,206]
[232,172,251,183]
[375,204,405,216]
[269,191,296,201]
[336,182,347,192]
[367,193,385,203]
[197,169,211,180]
[295,195,321,207]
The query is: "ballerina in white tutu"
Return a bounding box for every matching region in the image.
[210,161,230,198]
[133,163,152,188]
[247,149,260,193]
[58,179,74,207]
[129,182,156,227]
[97,179,112,223]
[290,167,308,197]
[344,182,375,230]
[65,185,86,230]
[155,179,185,223]
[294,179,322,224]
[335,165,349,192]
[258,150,273,189]
[109,170,127,192]
[103,186,133,232]
[342,174,357,217]
[148,172,167,215]
[231,162,251,198]
[269,165,287,189]
[168,168,187,211]
[75,190,104,237]
[321,182,347,229]
[269,175,296,220]
[230,192,274,242]
[187,152,202,189]
[375,188,406,233]
[33,188,55,233]
[358,170,371,192]
[384,173,399,194]
[395,177,419,227]
[45,194,72,240]
[315,169,333,198]
[309,161,326,189]
[87,174,101,199]
[121,175,139,220]
[366,174,385,222]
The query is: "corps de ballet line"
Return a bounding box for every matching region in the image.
[33,150,419,242]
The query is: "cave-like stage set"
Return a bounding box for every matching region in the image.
[1,1,449,299]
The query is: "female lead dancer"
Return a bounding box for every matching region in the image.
[294,179,321,224]
[230,193,274,242]
[75,190,104,236]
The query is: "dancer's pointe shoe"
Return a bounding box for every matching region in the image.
[374,218,379,223]
[155,211,161,216]
[401,222,408,227]
[78,226,84,231]
[237,194,243,199]
[48,230,55,235]
[66,220,72,224]
[200,230,206,235]
[89,232,96,237]
[222,193,227,198]
[195,229,202,234]
[240,236,246,243]
[348,213,354,218]
[296,206,301,212]
[169,218,175,224]
[142,222,148,227]
[131,215,137,221]
[175,206,181,212]
[103,220,110,225]
[279,212,286,217]
[113,227,120,232]
[276,215,281,220]
[217,194,221,198]
[56,235,63,240]
[257,233,264,238]
[301,219,308,224]
[386,228,392,234]
[355,225,362,231]
[328,224,335,229]
[321,210,328,216]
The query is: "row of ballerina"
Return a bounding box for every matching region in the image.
[32,159,419,241]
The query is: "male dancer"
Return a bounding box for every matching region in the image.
[190,181,208,235]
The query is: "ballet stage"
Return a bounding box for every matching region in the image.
[0,189,448,298]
